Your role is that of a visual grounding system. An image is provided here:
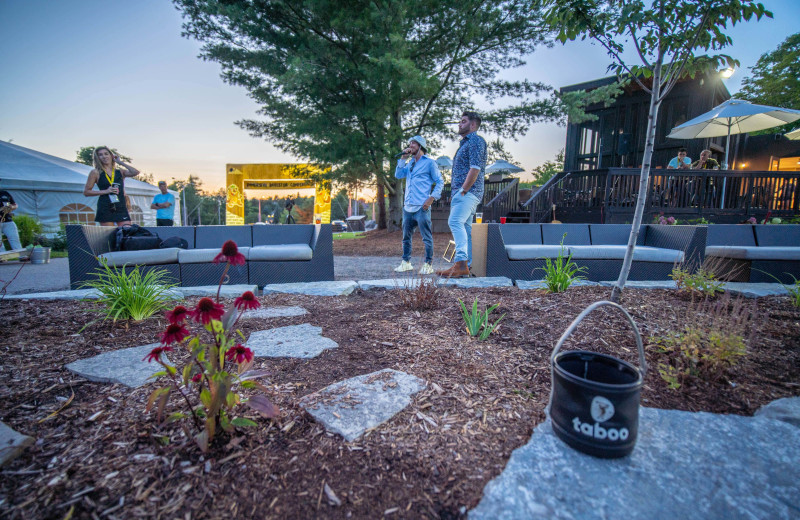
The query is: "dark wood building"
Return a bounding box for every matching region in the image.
[561,74,731,171]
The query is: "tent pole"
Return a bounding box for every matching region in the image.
[721,123,732,209]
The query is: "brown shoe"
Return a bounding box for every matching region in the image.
[436,260,470,278]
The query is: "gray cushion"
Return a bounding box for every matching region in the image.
[99,248,180,267]
[178,247,251,264]
[249,244,313,261]
[706,246,800,261]
[542,224,591,245]
[506,244,568,260]
[568,245,684,263]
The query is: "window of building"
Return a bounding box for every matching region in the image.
[59,203,95,226]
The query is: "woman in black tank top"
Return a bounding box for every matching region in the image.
[82,146,140,226]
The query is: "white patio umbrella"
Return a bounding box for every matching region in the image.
[435,156,453,171]
[786,128,800,140]
[668,99,800,168]
[486,160,524,174]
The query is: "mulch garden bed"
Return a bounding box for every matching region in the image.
[1,286,798,519]
[333,229,453,257]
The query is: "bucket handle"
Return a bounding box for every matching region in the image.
[550,300,646,377]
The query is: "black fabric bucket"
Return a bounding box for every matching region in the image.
[548,301,646,459]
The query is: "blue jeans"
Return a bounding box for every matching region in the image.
[448,191,480,264]
[0,221,22,251]
[402,207,433,264]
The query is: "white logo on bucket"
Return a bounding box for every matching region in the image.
[590,396,615,422]
[571,395,629,442]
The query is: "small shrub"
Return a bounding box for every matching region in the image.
[536,235,587,293]
[459,298,505,340]
[397,274,440,311]
[653,293,757,389]
[13,215,42,247]
[81,257,177,321]
[670,258,726,297]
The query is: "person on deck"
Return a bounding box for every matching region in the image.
[393,135,444,275]
[83,146,139,226]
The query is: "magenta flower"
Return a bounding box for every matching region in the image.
[213,240,246,266]
[160,323,190,345]
[191,373,202,383]
[225,344,254,364]
[143,346,173,363]
[235,291,261,311]
[189,297,225,325]
[165,305,188,325]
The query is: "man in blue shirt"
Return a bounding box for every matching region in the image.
[437,111,486,278]
[151,181,175,226]
[394,135,444,275]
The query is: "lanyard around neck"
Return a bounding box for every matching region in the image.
[104,168,115,187]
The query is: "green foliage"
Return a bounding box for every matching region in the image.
[75,146,132,166]
[174,0,564,229]
[459,298,505,340]
[331,190,350,221]
[536,235,587,293]
[670,263,724,297]
[653,293,756,389]
[81,258,176,322]
[530,149,565,185]
[12,215,42,247]
[738,32,800,134]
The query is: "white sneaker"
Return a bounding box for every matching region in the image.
[419,263,434,275]
[394,260,414,272]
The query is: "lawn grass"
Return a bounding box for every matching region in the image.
[333,232,365,240]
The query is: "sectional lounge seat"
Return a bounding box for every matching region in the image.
[705,224,800,284]
[66,224,333,289]
[486,223,707,282]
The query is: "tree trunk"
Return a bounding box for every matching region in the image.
[387,177,403,230]
[609,64,662,303]
[376,181,386,229]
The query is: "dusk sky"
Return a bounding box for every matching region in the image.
[1,0,798,194]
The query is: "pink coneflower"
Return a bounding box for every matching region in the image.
[225,344,254,364]
[235,291,261,311]
[189,297,225,324]
[213,240,246,266]
[165,305,188,324]
[160,323,190,345]
[191,373,202,383]
[143,346,173,363]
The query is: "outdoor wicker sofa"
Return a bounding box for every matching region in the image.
[66,224,334,289]
[485,223,707,282]
[705,224,800,284]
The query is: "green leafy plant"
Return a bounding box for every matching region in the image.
[81,257,177,321]
[459,298,505,341]
[145,240,278,452]
[653,293,757,389]
[536,235,587,293]
[12,215,42,247]
[670,258,727,297]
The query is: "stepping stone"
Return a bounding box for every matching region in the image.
[722,282,789,298]
[65,343,170,388]
[262,281,358,296]
[0,422,35,468]
[300,369,426,441]
[358,278,428,290]
[438,276,513,288]
[176,284,258,298]
[470,406,800,520]
[246,324,338,358]
[599,280,677,290]
[240,306,308,320]
[4,287,184,301]
[517,279,601,290]
[755,396,800,428]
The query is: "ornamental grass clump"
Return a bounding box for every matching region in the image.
[81,257,176,321]
[144,240,278,452]
[459,298,505,341]
[536,234,587,293]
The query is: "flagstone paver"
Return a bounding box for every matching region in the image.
[755,396,800,427]
[4,287,184,300]
[261,281,358,296]
[599,280,678,290]
[246,324,338,358]
[175,284,258,298]
[517,279,601,290]
[357,277,436,290]
[0,422,35,468]
[470,405,800,520]
[300,369,426,441]
[65,343,170,388]
[438,276,513,288]
[240,306,308,320]
[722,282,790,298]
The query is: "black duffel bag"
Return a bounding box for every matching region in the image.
[115,224,162,251]
[159,236,189,249]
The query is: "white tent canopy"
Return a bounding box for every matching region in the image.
[0,141,180,232]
